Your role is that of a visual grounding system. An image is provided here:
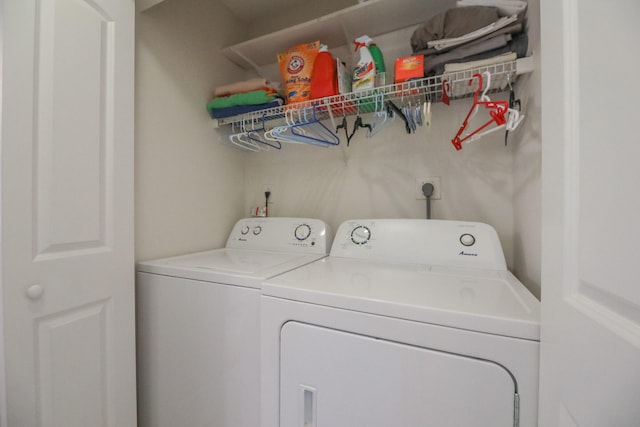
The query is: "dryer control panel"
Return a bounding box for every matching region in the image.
[331,219,506,271]
[226,217,332,255]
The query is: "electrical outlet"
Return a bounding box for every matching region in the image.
[415,177,441,200]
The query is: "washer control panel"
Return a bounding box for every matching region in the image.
[226,217,332,255]
[331,219,506,270]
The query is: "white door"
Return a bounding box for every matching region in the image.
[539,1,640,425]
[1,0,136,426]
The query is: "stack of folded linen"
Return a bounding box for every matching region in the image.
[410,1,528,78]
[207,78,284,119]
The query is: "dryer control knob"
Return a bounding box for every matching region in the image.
[351,226,371,245]
[253,226,262,235]
[295,224,312,241]
[460,233,476,246]
[240,226,250,235]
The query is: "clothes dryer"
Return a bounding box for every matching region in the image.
[136,217,331,427]
[261,219,540,427]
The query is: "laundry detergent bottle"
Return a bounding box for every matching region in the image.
[352,35,375,91]
[310,44,338,99]
[368,42,386,86]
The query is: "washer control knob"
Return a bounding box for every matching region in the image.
[460,233,476,247]
[295,224,312,241]
[240,226,250,235]
[253,225,262,235]
[351,226,371,245]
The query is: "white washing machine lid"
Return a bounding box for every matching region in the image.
[137,248,327,289]
[261,256,540,340]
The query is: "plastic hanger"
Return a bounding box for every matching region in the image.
[229,131,260,152]
[441,79,452,105]
[461,73,524,146]
[423,95,432,129]
[398,90,416,134]
[401,100,417,134]
[291,105,340,146]
[367,93,393,138]
[504,74,524,146]
[387,101,412,134]
[315,98,338,132]
[451,72,509,150]
[227,121,261,152]
[247,115,281,150]
[347,115,372,146]
[271,106,340,147]
[413,102,424,127]
[335,114,349,144]
[265,109,312,145]
[344,103,372,146]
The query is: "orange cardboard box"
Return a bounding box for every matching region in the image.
[394,55,424,83]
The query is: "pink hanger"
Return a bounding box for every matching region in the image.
[451,73,508,150]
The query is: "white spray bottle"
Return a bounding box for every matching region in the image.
[352,35,375,91]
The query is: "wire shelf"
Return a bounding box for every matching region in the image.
[212,58,531,129]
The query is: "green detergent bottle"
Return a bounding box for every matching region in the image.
[368,43,386,87]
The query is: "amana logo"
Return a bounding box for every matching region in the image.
[459,251,478,257]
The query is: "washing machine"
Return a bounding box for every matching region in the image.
[261,219,540,427]
[136,217,331,427]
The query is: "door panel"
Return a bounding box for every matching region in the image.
[2,0,136,426]
[539,0,640,425]
[34,0,114,256]
[36,301,109,427]
[574,1,640,310]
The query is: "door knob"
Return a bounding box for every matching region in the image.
[26,284,44,300]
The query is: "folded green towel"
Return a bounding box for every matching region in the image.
[207,90,279,110]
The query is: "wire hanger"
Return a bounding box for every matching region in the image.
[451,72,509,150]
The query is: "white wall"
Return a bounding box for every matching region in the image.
[244,101,518,268]
[512,0,542,298]
[0,0,7,422]
[239,3,542,285]
[133,0,543,296]
[135,0,247,261]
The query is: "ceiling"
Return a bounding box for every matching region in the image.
[219,0,356,25]
[219,0,303,22]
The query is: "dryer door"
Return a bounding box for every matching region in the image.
[280,322,517,427]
